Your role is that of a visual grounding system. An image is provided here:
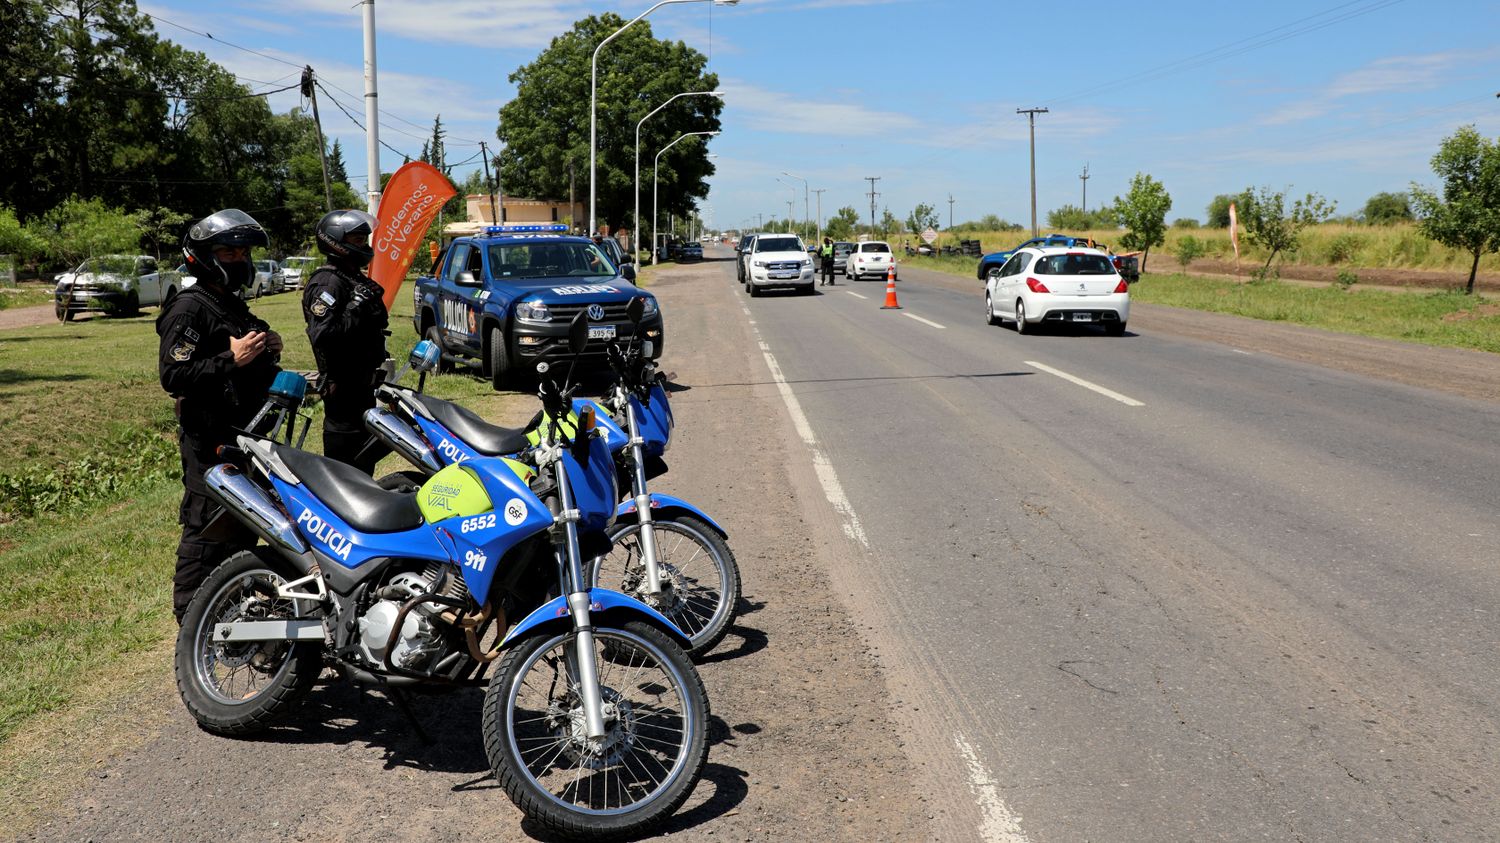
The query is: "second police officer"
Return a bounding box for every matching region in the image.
[302,209,391,474]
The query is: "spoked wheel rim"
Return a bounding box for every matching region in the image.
[192,568,299,706]
[505,627,697,816]
[593,521,732,646]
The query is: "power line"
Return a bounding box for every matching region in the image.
[317,77,487,147]
[315,80,417,162]
[143,12,305,70]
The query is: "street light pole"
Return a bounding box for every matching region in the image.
[782,171,808,239]
[591,0,737,237]
[1017,107,1048,237]
[653,130,719,264]
[636,90,723,260]
[812,188,826,243]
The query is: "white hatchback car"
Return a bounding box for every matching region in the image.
[984,246,1129,335]
[846,240,896,281]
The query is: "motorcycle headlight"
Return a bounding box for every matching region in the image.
[640,296,659,317]
[515,299,552,322]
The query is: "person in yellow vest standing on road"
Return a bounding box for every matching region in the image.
[818,237,836,286]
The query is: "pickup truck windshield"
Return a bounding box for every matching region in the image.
[485,242,616,281]
[755,237,801,253]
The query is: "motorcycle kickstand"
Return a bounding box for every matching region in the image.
[385,687,432,744]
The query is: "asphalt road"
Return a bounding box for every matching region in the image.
[728,245,1500,841]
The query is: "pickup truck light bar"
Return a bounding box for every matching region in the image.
[485,224,570,234]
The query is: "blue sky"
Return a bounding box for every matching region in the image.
[139,0,1500,232]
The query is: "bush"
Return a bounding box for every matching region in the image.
[1336,269,1358,288]
[1327,232,1363,263]
[0,426,178,521]
[1172,218,1200,229]
[1175,235,1204,270]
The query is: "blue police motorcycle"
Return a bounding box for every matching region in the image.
[174,315,709,840]
[364,299,740,656]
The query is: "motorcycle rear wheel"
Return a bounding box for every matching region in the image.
[482,620,708,841]
[174,549,320,735]
[592,516,740,657]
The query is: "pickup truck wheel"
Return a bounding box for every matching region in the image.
[487,326,512,390]
[424,325,454,373]
[747,281,760,298]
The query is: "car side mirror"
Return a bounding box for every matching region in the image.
[455,271,481,286]
[568,311,589,355]
[621,264,637,282]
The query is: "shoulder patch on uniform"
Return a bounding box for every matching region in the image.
[318,291,337,306]
[311,301,329,317]
[183,327,200,342]
[170,342,196,361]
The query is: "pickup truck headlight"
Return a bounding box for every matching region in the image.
[800,260,812,269]
[753,260,767,268]
[641,296,659,317]
[515,299,553,322]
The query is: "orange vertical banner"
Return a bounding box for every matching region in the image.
[370,161,457,310]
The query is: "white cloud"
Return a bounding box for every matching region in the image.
[260,0,586,49]
[721,79,921,135]
[1261,48,1500,126]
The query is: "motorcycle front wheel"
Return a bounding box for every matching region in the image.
[482,620,708,841]
[174,549,321,735]
[592,516,740,657]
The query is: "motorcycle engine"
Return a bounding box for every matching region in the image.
[357,565,466,670]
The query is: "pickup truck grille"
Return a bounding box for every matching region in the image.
[765,261,802,272]
[547,301,636,321]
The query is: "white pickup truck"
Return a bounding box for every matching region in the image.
[54,255,180,321]
[742,234,814,296]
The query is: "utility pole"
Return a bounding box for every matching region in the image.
[362,0,381,214]
[812,188,826,243]
[480,141,499,224]
[300,66,333,211]
[786,200,795,233]
[1017,107,1048,237]
[1079,162,1090,215]
[947,193,955,230]
[865,176,881,238]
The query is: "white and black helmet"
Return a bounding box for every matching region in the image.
[315,209,378,269]
[181,208,268,289]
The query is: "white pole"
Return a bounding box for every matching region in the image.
[653,130,717,264]
[636,90,722,260]
[362,0,381,214]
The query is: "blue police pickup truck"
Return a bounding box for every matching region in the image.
[977,234,1140,284]
[412,224,663,389]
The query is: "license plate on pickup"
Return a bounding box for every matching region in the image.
[770,272,797,280]
[588,325,616,340]
[1072,313,1093,322]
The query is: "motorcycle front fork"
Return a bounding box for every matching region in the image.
[624,401,664,596]
[554,457,609,740]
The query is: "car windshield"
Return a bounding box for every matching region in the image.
[1035,254,1115,275]
[255,261,272,271]
[77,256,137,275]
[486,241,616,281]
[861,243,891,253]
[756,237,801,252]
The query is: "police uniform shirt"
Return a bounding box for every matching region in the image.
[157,285,279,438]
[302,265,388,382]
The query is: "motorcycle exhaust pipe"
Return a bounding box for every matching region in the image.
[364,408,442,473]
[203,464,310,556]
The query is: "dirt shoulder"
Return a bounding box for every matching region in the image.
[9,263,928,843]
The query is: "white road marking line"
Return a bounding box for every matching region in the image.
[954,733,1030,842]
[1024,360,1144,407]
[756,337,869,548]
[1232,349,1252,355]
[903,312,946,329]
[845,290,868,300]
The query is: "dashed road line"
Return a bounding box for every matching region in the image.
[845,290,868,300]
[1025,360,1144,406]
[954,733,1030,842]
[903,312,946,329]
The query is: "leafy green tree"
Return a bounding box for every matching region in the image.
[1174,235,1204,270]
[497,14,721,234]
[1206,192,1252,228]
[0,206,46,265]
[906,203,939,235]
[30,197,141,266]
[1239,186,1336,275]
[825,206,860,240]
[880,209,902,237]
[133,206,188,260]
[1172,218,1200,229]
[1112,173,1172,273]
[1362,192,1413,225]
[1410,125,1500,295]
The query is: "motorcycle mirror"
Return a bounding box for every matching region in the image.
[567,310,589,356]
[536,361,550,374]
[409,340,441,373]
[640,340,654,359]
[626,296,644,325]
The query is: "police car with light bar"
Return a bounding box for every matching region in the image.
[413,224,664,389]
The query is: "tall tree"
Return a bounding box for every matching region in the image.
[1239,185,1335,275]
[906,203,939,236]
[1362,191,1413,225]
[1410,125,1500,295]
[825,206,860,240]
[497,14,722,234]
[1112,173,1172,273]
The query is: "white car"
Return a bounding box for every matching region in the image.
[53,255,179,321]
[281,256,317,289]
[984,246,1129,335]
[846,241,896,281]
[253,259,285,295]
[743,234,814,296]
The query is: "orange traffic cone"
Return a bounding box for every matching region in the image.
[880,262,901,309]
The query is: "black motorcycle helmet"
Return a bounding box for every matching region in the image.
[181,209,268,290]
[315,209,378,269]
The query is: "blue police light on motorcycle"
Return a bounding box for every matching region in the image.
[268,371,307,405]
[409,340,441,372]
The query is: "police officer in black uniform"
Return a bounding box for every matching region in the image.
[157,209,283,623]
[302,209,390,474]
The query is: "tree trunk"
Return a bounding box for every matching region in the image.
[1262,250,1277,274]
[1467,249,1480,295]
[1141,246,1150,275]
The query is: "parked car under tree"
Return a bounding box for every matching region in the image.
[53,255,180,321]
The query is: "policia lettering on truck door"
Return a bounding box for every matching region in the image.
[302,210,392,475]
[157,209,283,623]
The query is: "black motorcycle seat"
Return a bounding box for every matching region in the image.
[274,444,425,534]
[411,394,532,456]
